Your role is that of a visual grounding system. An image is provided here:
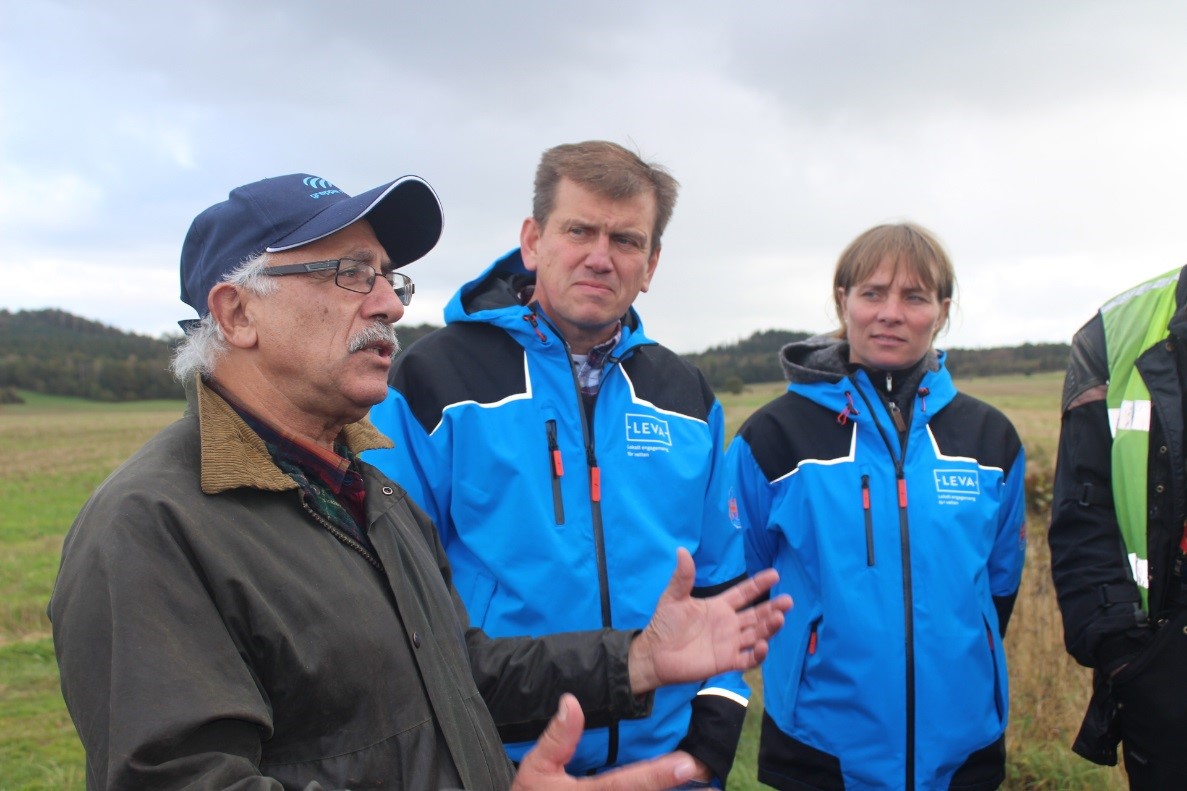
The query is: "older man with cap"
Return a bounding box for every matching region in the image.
[47,172,791,791]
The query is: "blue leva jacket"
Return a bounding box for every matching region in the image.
[365,249,748,779]
[727,336,1026,791]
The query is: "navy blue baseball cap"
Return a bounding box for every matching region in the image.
[179,173,443,324]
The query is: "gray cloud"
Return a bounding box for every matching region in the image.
[4,0,1187,352]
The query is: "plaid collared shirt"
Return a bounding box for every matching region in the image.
[212,382,375,556]
[574,324,622,397]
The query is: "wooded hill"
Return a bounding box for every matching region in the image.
[0,309,1070,402]
[685,329,1071,392]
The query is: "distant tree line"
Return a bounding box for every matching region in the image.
[684,330,813,393]
[0,309,1072,402]
[0,309,184,401]
[684,330,1071,392]
[0,310,448,402]
[943,342,1071,379]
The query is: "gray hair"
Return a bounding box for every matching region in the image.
[170,253,277,381]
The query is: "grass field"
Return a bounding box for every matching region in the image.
[0,374,1127,789]
[0,392,187,790]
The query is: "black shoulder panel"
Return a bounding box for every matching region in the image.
[622,346,715,422]
[1063,312,1107,413]
[928,393,1022,477]
[736,391,853,482]
[389,323,526,434]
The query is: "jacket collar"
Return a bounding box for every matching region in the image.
[192,375,393,495]
[446,248,651,352]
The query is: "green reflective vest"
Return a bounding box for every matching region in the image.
[1102,267,1181,610]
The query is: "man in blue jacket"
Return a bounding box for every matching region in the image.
[366,140,748,785]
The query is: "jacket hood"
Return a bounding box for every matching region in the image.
[442,247,647,346]
[780,333,950,422]
[779,333,850,384]
[443,248,534,327]
[780,334,942,386]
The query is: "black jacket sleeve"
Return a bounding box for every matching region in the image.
[1048,313,1150,673]
[676,693,747,781]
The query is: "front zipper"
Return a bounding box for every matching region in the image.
[527,309,662,770]
[545,419,565,525]
[530,311,615,634]
[896,458,915,791]
[852,377,916,791]
[582,363,614,766]
[536,308,622,769]
[299,494,384,572]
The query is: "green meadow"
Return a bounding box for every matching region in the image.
[1,393,187,790]
[0,374,1126,789]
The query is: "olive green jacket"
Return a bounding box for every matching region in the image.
[50,378,647,790]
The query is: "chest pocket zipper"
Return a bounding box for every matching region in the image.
[546,419,565,525]
[862,474,875,566]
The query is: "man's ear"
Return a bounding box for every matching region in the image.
[639,245,661,294]
[520,217,542,272]
[208,283,258,349]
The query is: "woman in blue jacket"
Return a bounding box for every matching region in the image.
[727,223,1027,790]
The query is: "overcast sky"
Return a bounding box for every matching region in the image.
[5,0,1187,353]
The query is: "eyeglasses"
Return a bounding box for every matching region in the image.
[261,258,415,305]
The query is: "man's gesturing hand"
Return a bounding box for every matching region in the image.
[627,548,792,693]
[512,694,699,790]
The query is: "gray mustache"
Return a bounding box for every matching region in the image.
[348,323,400,355]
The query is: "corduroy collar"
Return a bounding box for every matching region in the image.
[191,375,393,495]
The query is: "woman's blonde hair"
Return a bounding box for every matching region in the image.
[832,222,956,339]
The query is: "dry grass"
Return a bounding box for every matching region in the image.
[960,375,1123,783]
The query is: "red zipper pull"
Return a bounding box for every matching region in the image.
[546,420,564,477]
[522,312,548,343]
[837,391,861,425]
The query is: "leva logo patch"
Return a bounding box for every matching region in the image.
[934,469,980,493]
[934,468,980,505]
[625,413,671,446]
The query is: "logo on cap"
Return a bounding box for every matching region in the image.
[303,176,341,200]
